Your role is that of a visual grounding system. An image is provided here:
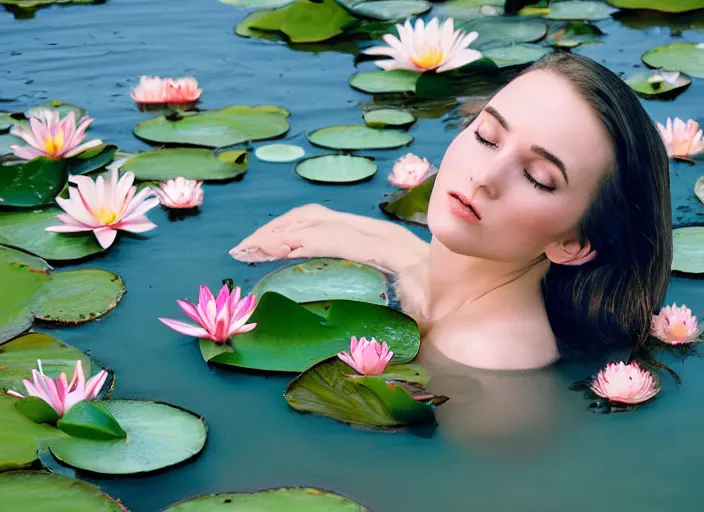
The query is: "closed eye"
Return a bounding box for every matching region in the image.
[474,130,497,148]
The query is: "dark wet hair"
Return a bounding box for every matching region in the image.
[518,53,672,355]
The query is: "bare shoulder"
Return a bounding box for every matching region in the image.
[425,304,560,371]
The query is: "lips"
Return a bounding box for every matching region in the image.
[449,191,481,220]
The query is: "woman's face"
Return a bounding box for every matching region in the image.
[427,70,615,263]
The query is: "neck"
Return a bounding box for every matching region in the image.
[421,237,549,320]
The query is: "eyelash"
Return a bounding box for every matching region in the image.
[473,130,556,193]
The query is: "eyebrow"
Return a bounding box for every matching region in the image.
[484,106,570,185]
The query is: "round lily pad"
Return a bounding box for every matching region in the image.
[308,125,413,150]
[25,101,85,120]
[349,70,421,94]
[459,17,547,49]
[535,0,618,20]
[251,258,388,305]
[546,21,604,48]
[67,144,118,176]
[294,155,378,183]
[165,487,369,511]
[199,292,420,372]
[0,157,67,208]
[0,333,93,392]
[642,43,704,79]
[363,109,416,129]
[380,173,435,225]
[121,148,248,181]
[672,226,704,275]
[0,208,104,261]
[220,0,295,8]
[437,0,505,19]
[350,0,431,21]
[483,44,552,68]
[0,132,23,156]
[254,143,305,163]
[48,399,207,475]
[695,176,704,204]
[0,471,125,511]
[133,106,290,148]
[605,0,702,13]
[625,71,691,98]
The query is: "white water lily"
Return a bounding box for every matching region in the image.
[647,70,681,85]
[363,17,482,74]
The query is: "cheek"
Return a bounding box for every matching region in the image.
[501,193,585,241]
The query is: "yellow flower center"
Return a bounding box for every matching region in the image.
[43,131,65,156]
[666,320,689,340]
[94,207,118,225]
[411,48,445,70]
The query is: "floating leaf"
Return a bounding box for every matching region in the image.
[459,17,547,49]
[284,357,446,428]
[199,292,420,372]
[483,44,552,68]
[379,363,432,386]
[0,157,67,208]
[25,101,85,120]
[605,0,702,13]
[133,106,290,148]
[349,69,421,94]
[254,143,305,162]
[121,148,248,181]
[672,226,704,275]
[380,173,435,225]
[349,0,431,21]
[624,71,691,98]
[642,43,704,79]
[363,108,416,129]
[0,395,65,470]
[0,208,104,261]
[308,125,413,150]
[48,399,207,475]
[0,132,23,156]
[0,471,126,511]
[437,0,505,19]
[241,0,356,43]
[521,0,618,20]
[57,401,127,441]
[165,487,369,511]
[0,332,92,391]
[695,176,704,204]
[67,144,118,176]
[251,258,388,305]
[15,396,60,425]
[546,21,604,48]
[220,0,295,8]
[294,154,378,183]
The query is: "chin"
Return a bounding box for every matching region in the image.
[427,205,480,256]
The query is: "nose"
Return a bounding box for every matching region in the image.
[470,151,513,200]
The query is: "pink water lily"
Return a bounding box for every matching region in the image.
[337,336,394,376]
[6,360,108,418]
[130,76,168,104]
[656,117,704,159]
[363,17,482,74]
[10,109,102,161]
[155,177,204,209]
[590,362,660,405]
[159,284,258,343]
[389,153,433,189]
[651,303,702,345]
[45,167,159,249]
[130,75,202,106]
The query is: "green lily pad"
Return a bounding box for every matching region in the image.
[57,401,127,441]
[15,395,61,424]
[165,487,369,511]
[220,0,295,8]
[672,226,704,275]
[0,332,93,392]
[695,176,704,204]
[642,43,704,79]
[121,148,248,181]
[483,44,552,68]
[0,208,104,261]
[521,0,618,20]
[284,357,446,428]
[67,144,118,176]
[241,0,356,43]
[380,173,435,225]
[25,101,85,120]
[133,106,290,148]
[254,143,305,163]
[294,154,378,183]
[437,0,505,19]
[308,125,413,150]
[0,112,14,132]
[363,108,416,129]
[0,157,68,208]
[625,71,691,97]
[546,21,604,48]
[48,399,207,475]
[0,395,66,470]
[0,132,23,156]
[349,70,421,95]
[605,0,702,13]
[459,17,548,49]
[199,291,420,372]
[0,471,126,511]
[251,258,388,305]
[349,0,431,21]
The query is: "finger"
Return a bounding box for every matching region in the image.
[230,244,293,262]
[231,211,308,252]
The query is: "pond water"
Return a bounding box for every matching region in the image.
[2,1,704,510]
